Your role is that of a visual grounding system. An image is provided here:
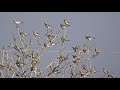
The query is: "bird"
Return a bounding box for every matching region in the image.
[72,55,80,65]
[13,19,24,28]
[44,23,52,29]
[50,41,58,46]
[82,49,87,54]
[103,68,109,75]
[60,24,67,29]
[81,64,87,70]
[95,48,100,55]
[89,67,96,74]
[64,19,71,26]
[72,55,78,58]
[57,53,69,63]
[44,23,53,34]
[19,31,28,37]
[80,71,85,77]
[85,35,96,41]
[72,46,81,52]
[14,44,22,52]
[45,34,55,43]
[61,36,70,45]
[33,30,39,37]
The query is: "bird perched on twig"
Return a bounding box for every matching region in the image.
[57,53,69,63]
[95,48,100,55]
[72,55,78,59]
[19,31,28,37]
[50,40,58,47]
[103,68,109,75]
[44,23,52,29]
[72,46,81,52]
[46,34,55,42]
[64,19,71,26]
[44,23,53,33]
[33,30,39,37]
[60,24,67,29]
[72,55,80,65]
[85,34,96,41]
[80,71,85,78]
[61,35,70,46]
[13,19,24,28]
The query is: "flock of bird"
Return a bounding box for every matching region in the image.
[13,18,100,53]
[0,18,107,78]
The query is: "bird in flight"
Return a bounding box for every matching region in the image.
[85,34,96,41]
[13,19,24,28]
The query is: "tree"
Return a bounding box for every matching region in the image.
[0,18,115,78]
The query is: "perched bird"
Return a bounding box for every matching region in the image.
[60,24,67,29]
[85,35,96,41]
[19,31,28,37]
[64,19,71,26]
[50,40,58,47]
[44,23,52,29]
[108,74,114,78]
[82,49,87,54]
[13,19,24,28]
[16,60,24,68]
[72,46,81,52]
[81,64,87,71]
[80,71,85,77]
[44,23,53,33]
[95,48,100,55]
[89,67,96,74]
[103,68,109,75]
[72,55,80,65]
[46,34,55,42]
[14,44,22,52]
[57,53,69,63]
[33,30,39,37]
[103,68,114,78]
[61,36,70,46]
[72,55,78,58]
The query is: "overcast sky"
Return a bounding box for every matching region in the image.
[0,12,120,77]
